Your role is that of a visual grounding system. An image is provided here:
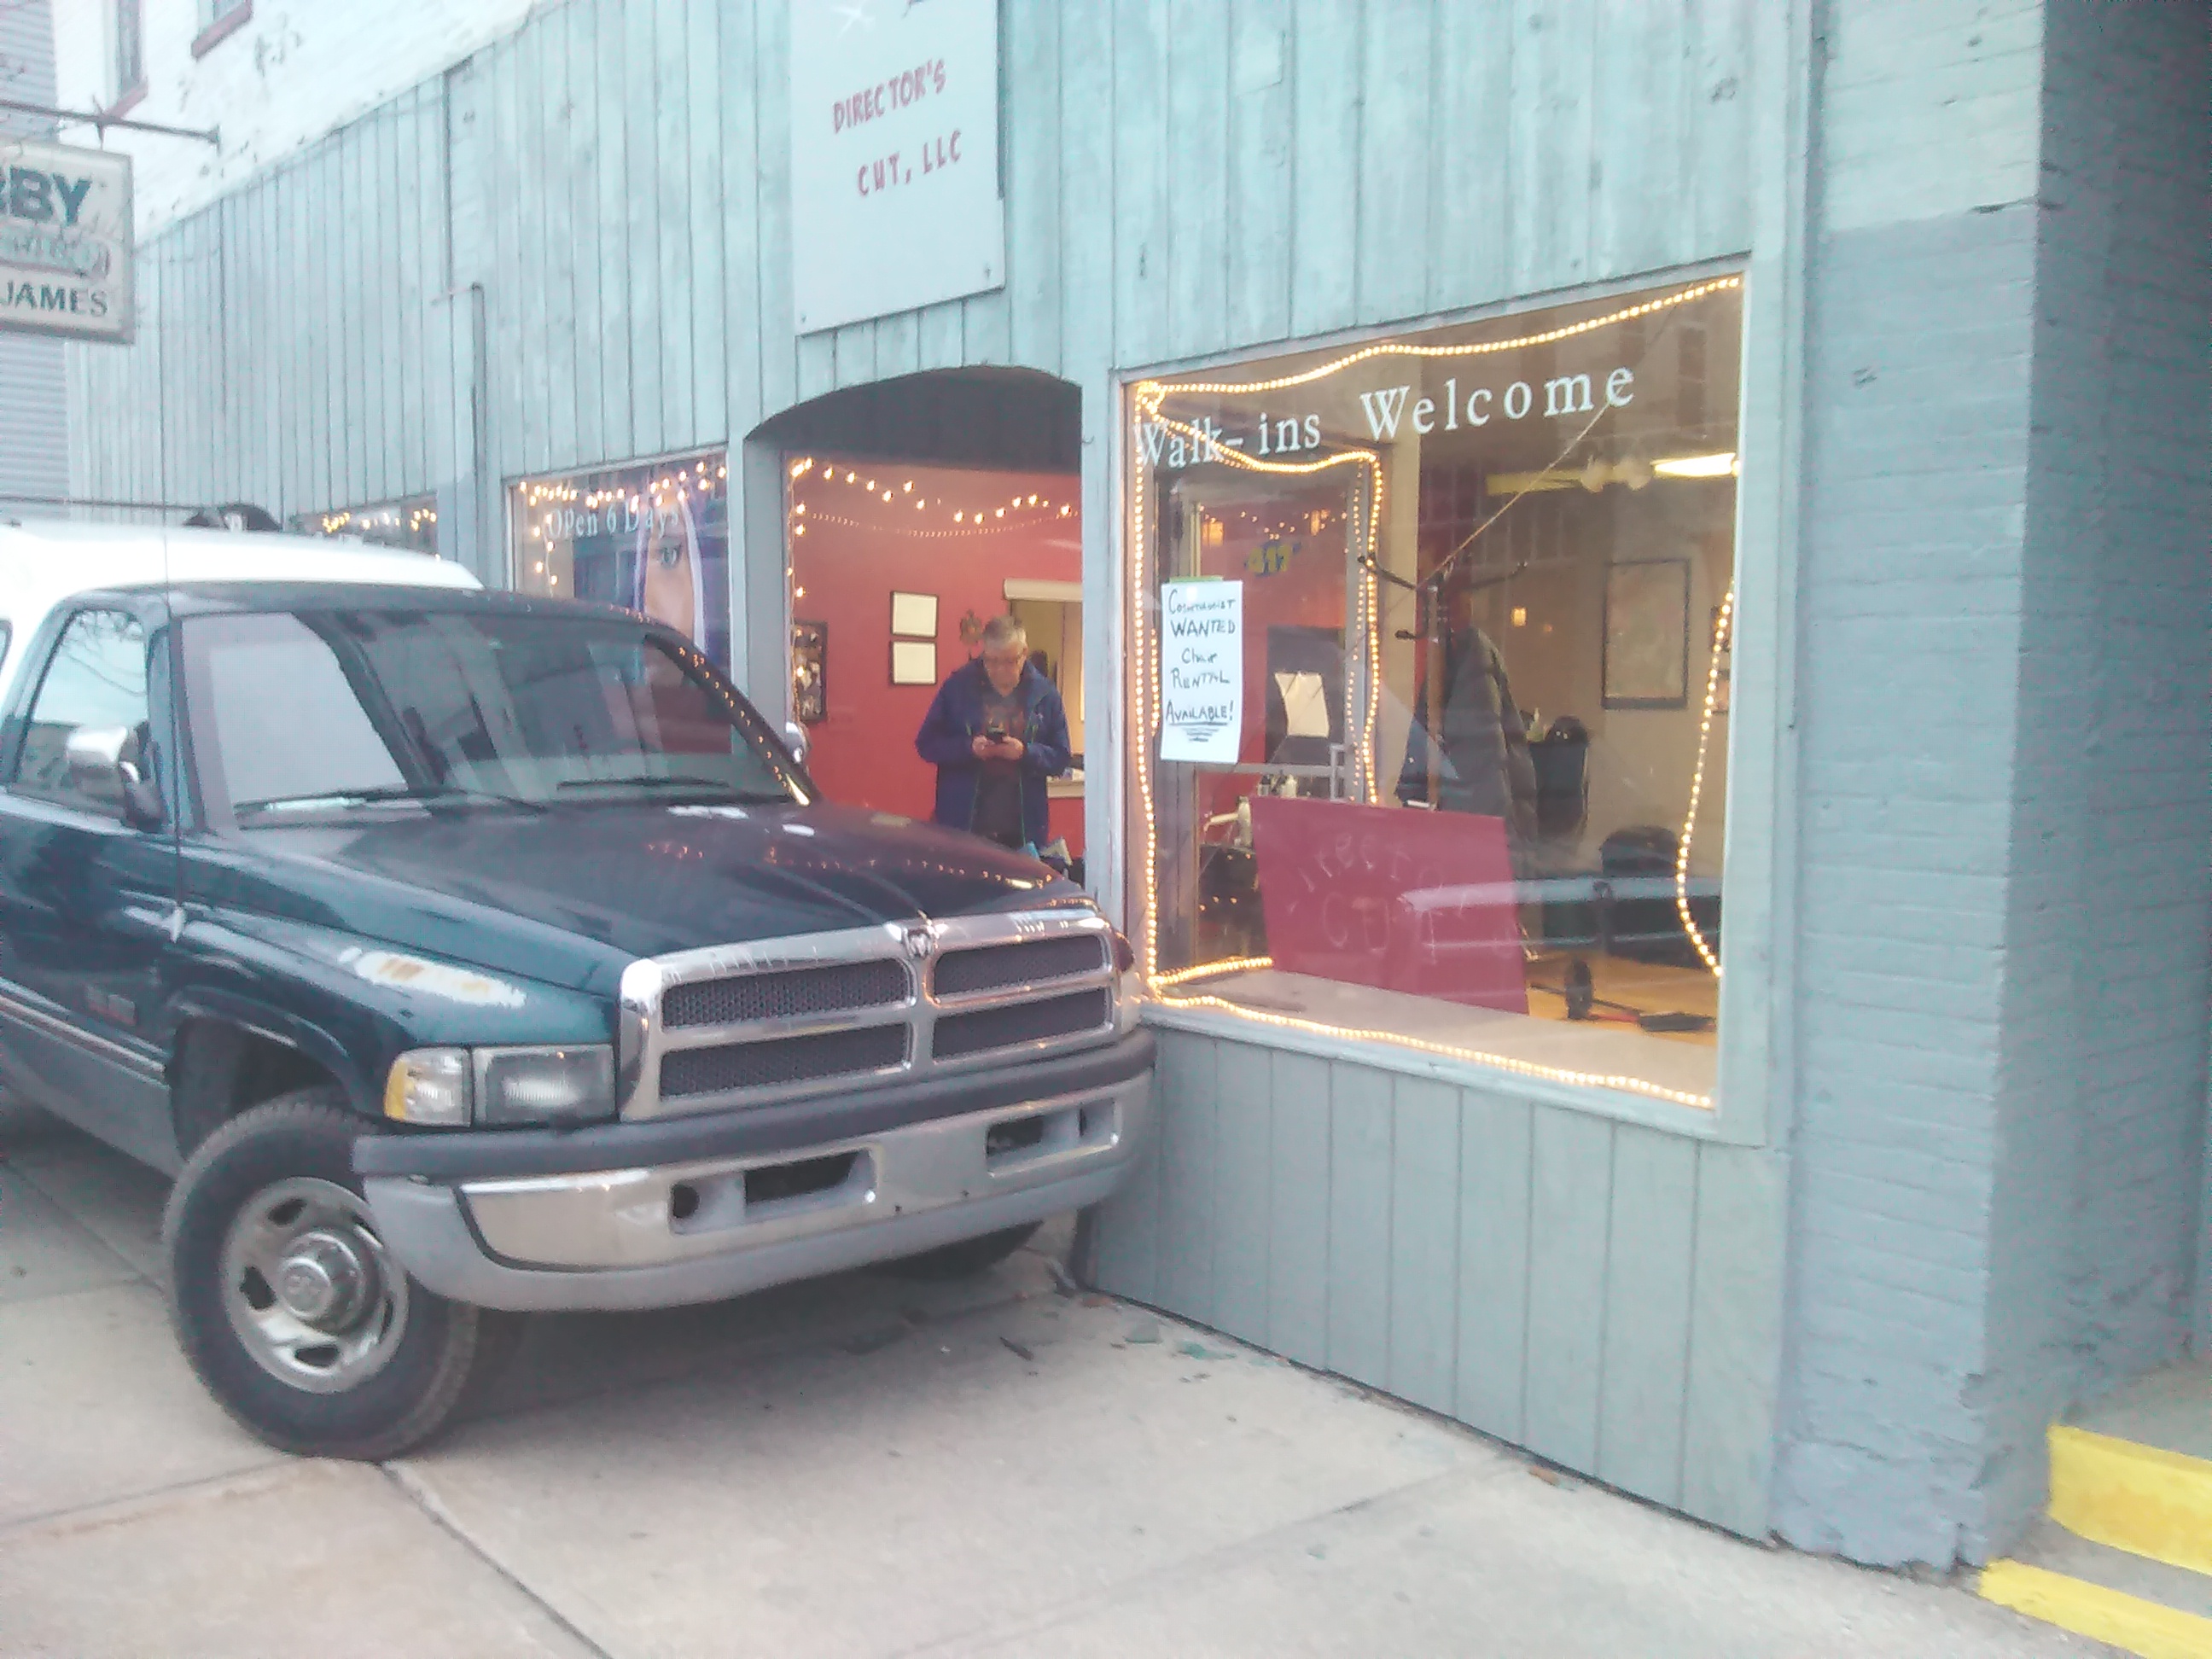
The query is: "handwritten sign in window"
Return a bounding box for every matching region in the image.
[1159,580,1243,765]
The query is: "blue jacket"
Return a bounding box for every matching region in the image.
[914,660,1072,848]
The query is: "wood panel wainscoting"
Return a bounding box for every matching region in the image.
[1083,1025,1788,1540]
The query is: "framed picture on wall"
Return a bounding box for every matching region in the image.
[889,591,938,638]
[791,620,828,724]
[1602,559,1691,709]
[890,638,938,685]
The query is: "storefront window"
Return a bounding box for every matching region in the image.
[294,496,439,556]
[511,449,731,667]
[1127,276,1743,1108]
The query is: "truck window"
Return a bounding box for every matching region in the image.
[10,608,150,817]
[181,606,805,821]
[198,613,409,809]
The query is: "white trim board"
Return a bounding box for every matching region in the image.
[1005,578,1082,602]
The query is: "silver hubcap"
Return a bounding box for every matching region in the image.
[221,1178,409,1394]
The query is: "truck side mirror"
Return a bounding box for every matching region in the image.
[66,725,166,831]
[781,720,810,769]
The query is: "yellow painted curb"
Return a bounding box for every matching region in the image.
[1981,1560,2212,1659]
[2050,1424,2212,1578]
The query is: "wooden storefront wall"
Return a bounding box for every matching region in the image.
[67,0,1795,1537]
[1089,1028,1786,1535]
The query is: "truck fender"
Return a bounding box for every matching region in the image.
[165,989,375,1120]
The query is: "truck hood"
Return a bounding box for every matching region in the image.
[199,800,1086,994]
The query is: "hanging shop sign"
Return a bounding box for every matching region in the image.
[787,0,1004,334]
[0,139,131,344]
[1158,579,1243,765]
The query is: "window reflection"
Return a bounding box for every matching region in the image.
[1130,276,1742,1104]
[512,451,731,669]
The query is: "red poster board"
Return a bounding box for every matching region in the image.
[1247,797,1527,1013]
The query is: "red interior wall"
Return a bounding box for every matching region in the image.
[1193,484,1349,823]
[789,458,1084,851]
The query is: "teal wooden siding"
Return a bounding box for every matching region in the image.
[63,0,1787,1537]
[1092,1026,1789,1539]
[67,0,1760,570]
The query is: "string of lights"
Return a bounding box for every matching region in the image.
[1156,992,1714,1110]
[784,455,1077,534]
[1675,585,1732,976]
[1150,276,1741,401]
[1129,415,1164,981]
[1151,956,1274,987]
[519,456,729,515]
[314,503,438,537]
[793,509,1074,542]
[1127,279,1738,1108]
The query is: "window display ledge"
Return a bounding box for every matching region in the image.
[1139,981,1721,1140]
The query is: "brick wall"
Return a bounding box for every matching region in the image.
[2006,0,2208,1450]
[1776,0,2209,1567]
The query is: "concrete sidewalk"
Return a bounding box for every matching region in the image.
[0,1100,2108,1658]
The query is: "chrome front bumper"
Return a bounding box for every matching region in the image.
[363,1067,1150,1313]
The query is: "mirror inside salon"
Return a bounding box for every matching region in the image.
[1132,276,1743,1103]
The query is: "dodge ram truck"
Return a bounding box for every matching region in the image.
[0,522,1151,1457]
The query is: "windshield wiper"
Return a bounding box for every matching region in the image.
[235,783,548,816]
[554,777,789,802]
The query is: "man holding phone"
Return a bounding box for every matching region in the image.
[914,614,1073,853]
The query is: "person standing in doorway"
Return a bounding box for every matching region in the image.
[914,614,1072,853]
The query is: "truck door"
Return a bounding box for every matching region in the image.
[0,599,183,1170]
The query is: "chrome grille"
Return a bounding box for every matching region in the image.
[661,1024,908,1097]
[933,934,1107,998]
[932,988,1113,1059]
[663,959,909,1028]
[620,911,1121,1121]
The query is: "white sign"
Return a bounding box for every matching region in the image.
[788,0,1004,334]
[0,139,131,344]
[1159,580,1243,765]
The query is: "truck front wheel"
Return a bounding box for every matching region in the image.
[163,1091,492,1460]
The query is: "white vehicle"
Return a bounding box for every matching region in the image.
[0,518,479,707]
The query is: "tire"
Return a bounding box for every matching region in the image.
[874,1221,1041,1282]
[162,1090,492,1460]
[457,1309,528,1416]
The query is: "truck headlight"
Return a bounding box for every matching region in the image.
[383,1045,616,1127]
[384,1047,471,1126]
[474,1045,617,1126]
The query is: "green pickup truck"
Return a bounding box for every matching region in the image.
[0,521,1151,1458]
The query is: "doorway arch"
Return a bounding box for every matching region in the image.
[736,368,1086,851]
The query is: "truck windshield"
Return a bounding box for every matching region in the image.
[180,607,806,822]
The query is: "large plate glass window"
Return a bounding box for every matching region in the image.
[511,450,731,669]
[1127,276,1743,1109]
